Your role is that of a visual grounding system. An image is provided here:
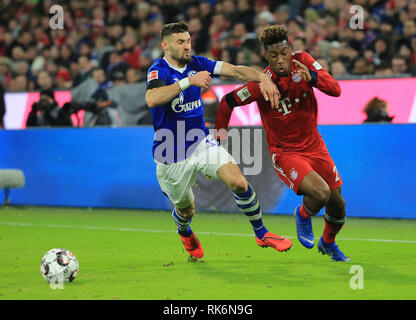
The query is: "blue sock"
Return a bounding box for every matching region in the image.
[233,184,268,239]
[172,208,193,237]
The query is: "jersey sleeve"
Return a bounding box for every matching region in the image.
[192,56,223,76]
[215,81,263,138]
[146,64,169,90]
[298,51,341,97]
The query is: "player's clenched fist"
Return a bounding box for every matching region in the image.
[189,71,212,89]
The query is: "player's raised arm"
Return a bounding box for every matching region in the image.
[215,82,262,140]
[219,62,280,108]
[293,52,341,97]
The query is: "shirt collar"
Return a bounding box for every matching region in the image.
[163,57,188,73]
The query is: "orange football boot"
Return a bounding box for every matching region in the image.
[180,233,204,258]
[255,232,293,252]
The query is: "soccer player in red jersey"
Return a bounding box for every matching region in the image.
[215,25,350,261]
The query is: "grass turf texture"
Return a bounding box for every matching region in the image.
[0,206,415,300]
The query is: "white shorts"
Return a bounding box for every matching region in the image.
[155,135,236,209]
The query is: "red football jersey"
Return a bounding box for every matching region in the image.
[216,50,341,154]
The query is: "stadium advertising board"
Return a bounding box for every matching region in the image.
[212,77,416,126]
[1,124,415,219]
[3,77,416,129]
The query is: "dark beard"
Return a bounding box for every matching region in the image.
[175,55,191,65]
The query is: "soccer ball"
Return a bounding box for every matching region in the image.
[40,248,79,283]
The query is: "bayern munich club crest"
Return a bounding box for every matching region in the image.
[289,168,298,181]
[292,72,302,82]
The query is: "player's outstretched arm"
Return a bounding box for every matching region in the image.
[219,62,280,108]
[215,82,262,140]
[146,71,212,108]
[215,95,234,141]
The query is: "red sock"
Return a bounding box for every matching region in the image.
[322,218,344,244]
[299,205,311,219]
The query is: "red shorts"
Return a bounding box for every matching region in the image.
[271,146,343,195]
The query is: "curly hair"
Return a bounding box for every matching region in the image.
[258,25,289,49]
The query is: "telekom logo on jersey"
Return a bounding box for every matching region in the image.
[276,97,293,115]
[238,85,295,116]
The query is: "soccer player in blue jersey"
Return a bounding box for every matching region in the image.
[145,22,292,259]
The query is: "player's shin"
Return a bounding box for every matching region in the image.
[172,208,193,237]
[322,210,345,244]
[233,184,268,239]
[300,201,316,219]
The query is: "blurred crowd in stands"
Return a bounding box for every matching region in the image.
[0,0,415,127]
[1,0,416,93]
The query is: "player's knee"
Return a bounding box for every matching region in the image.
[314,184,331,205]
[177,204,195,219]
[229,176,248,194]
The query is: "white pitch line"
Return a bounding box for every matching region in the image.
[1,221,416,244]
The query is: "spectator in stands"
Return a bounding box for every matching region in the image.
[330,60,349,78]
[126,68,142,84]
[363,97,394,123]
[1,0,416,121]
[373,37,392,67]
[287,19,305,43]
[188,17,210,55]
[222,0,239,25]
[352,56,373,75]
[92,67,111,90]
[374,63,393,77]
[328,41,342,64]
[411,35,416,65]
[402,19,416,39]
[324,16,339,43]
[292,37,306,52]
[121,33,141,70]
[397,42,413,63]
[343,44,359,72]
[199,1,213,31]
[107,50,129,79]
[73,55,93,86]
[274,4,291,25]
[26,88,73,127]
[236,0,255,32]
[111,70,126,87]
[0,82,5,128]
[10,75,28,92]
[391,55,410,75]
[83,88,121,127]
[56,68,73,90]
[36,71,54,91]
[0,58,12,88]
[59,44,77,69]
[209,13,230,59]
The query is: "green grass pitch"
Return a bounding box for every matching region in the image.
[0,206,415,300]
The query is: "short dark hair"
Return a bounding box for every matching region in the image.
[258,25,289,49]
[160,22,189,40]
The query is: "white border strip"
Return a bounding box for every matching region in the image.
[1,222,416,244]
[409,91,416,123]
